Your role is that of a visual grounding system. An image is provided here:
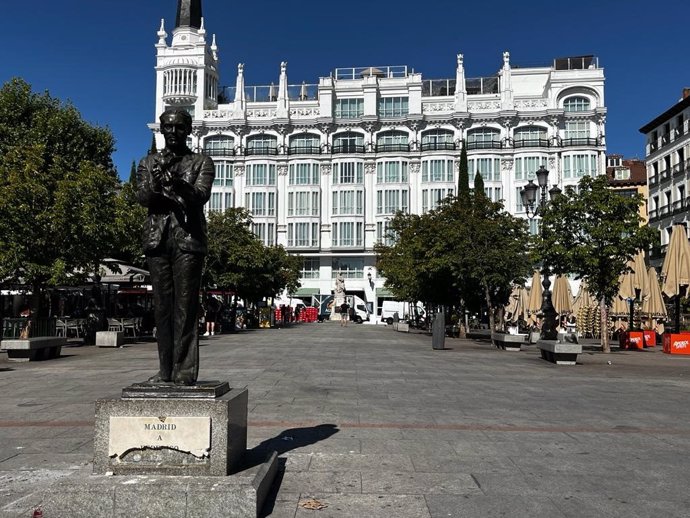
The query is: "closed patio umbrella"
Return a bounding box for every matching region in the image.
[552,275,573,316]
[642,267,667,321]
[572,280,597,314]
[631,251,649,300]
[661,224,690,331]
[526,270,542,325]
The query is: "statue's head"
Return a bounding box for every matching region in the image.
[159,108,193,152]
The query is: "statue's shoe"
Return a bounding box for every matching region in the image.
[173,376,195,386]
[147,372,172,384]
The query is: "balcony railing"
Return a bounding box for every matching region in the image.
[420,141,457,151]
[375,143,410,153]
[660,169,671,182]
[204,147,236,157]
[513,138,551,149]
[332,144,366,154]
[245,147,278,156]
[561,137,599,147]
[649,175,658,187]
[658,205,670,217]
[649,208,658,221]
[466,140,503,150]
[287,145,322,155]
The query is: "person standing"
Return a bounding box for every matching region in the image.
[340,301,350,327]
[136,108,214,385]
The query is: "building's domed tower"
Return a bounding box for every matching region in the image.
[152,0,219,147]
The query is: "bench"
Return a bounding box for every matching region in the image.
[0,337,66,362]
[538,335,582,365]
[491,332,527,351]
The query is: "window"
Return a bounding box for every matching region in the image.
[514,157,543,180]
[287,222,319,247]
[204,135,234,156]
[208,192,233,212]
[376,161,408,183]
[246,164,276,185]
[468,158,501,181]
[332,257,364,278]
[335,98,364,118]
[563,96,591,112]
[422,188,453,212]
[614,168,631,180]
[564,121,591,144]
[513,126,548,147]
[376,131,409,152]
[246,135,277,155]
[289,133,321,154]
[332,222,364,247]
[378,97,409,118]
[332,189,364,215]
[422,159,454,182]
[528,219,540,236]
[245,191,276,216]
[333,132,365,153]
[213,160,234,187]
[376,189,409,215]
[563,154,597,179]
[466,128,501,149]
[288,163,319,185]
[288,191,320,216]
[252,222,275,246]
[333,162,363,184]
[376,220,397,245]
[421,129,455,151]
[484,187,502,202]
[301,257,320,279]
[515,187,524,212]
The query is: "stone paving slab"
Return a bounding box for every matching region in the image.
[2,323,690,516]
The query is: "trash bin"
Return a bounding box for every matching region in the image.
[432,310,445,350]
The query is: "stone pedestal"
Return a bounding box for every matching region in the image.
[43,381,280,517]
[94,382,247,476]
[96,331,124,347]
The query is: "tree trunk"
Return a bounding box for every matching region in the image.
[600,298,610,353]
[484,282,494,332]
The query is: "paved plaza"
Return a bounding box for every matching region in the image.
[1,322,690,517]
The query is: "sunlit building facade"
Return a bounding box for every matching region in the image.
[150,1,607,313]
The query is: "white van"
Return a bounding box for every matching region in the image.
[380,300,425,325]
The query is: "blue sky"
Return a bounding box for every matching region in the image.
[1,0,688,179]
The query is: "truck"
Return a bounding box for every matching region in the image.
[381,300,426,326]
[312,294,371,323]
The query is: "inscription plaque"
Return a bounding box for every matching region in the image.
[109,416,211,458]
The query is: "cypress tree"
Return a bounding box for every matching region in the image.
[129,161,137,187]
[457,142,470,199]
[473,171,485,198]
[149,134,157,155]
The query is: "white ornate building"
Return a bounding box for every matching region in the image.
[639,89,690,266]
[150,0,606,314]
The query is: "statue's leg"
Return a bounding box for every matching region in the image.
[148,254,175,382]
[171,250,203,385]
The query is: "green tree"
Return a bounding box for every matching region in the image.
[457,143,470,200]
[0,79,118,318]
[111,177,147,269]
[205,209,302,305]
[473,171,485,198]
[534,175,658,352]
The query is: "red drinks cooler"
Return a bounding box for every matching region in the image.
[663,332,690,355]
[642,330,656,347]
[619,331,644,350]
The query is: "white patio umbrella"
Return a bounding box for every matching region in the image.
[661,225,690,331]
[526,270,542,326]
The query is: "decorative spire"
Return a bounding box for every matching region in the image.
[198,17,206,43]
[501,51,514,110]
[175,0,203,29]
[232,63,246,119]
[454,53,467,112]
[156,18,167,46]
[276,61,289,118]
[211,34,218,61]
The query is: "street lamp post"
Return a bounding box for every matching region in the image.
[520,165,562,341]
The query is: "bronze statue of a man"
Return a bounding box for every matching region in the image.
[136,108,214,385]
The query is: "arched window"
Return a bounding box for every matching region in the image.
[203,135,234,156]
[421,129,455,151]
[246,134,278,156]
[288,133,321,155]
[332,132,365,154]
[563,96,591,112]
[376,131,409,152]
[466,128,501,150]
[513,126,548,148]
